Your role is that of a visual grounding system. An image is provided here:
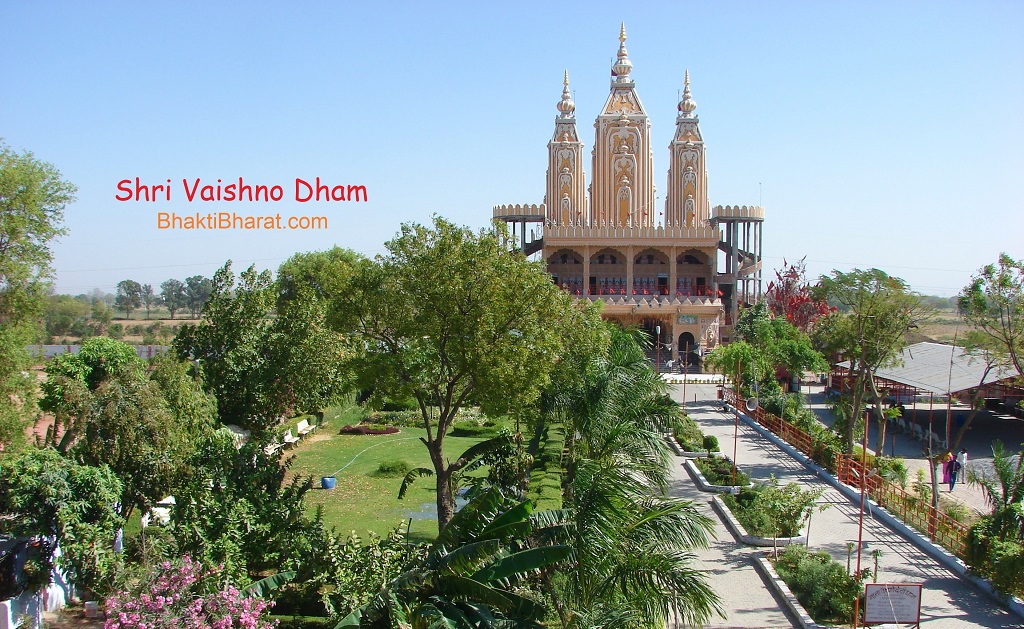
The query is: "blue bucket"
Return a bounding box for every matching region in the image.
[321,476,337,490]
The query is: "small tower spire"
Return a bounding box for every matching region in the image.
[678,69,697,117]
[557,69,575,117]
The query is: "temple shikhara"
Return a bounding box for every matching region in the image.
[493,24,765,369]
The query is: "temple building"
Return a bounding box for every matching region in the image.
[493,25,764,368]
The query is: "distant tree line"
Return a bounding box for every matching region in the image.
[41,276,215,341]
[114,275,213,320]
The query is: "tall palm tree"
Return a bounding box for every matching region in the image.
[542,326,723,628]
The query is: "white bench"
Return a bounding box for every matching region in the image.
[264,440,282,456]
[297,418,316,438]
[283,429,300,448]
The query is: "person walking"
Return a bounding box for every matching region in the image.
[956,448,968,483]
[941,451,952,487]
[949,454,962,491]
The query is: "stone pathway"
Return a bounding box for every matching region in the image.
[800,382,997,516]
[667,383,1022,628]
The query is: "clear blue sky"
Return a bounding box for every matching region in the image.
[3,1,1021,297]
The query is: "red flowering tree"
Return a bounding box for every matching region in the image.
[765,257,833,332]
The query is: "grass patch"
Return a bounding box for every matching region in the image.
[286,426,488,541]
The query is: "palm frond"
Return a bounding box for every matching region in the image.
[398,467,433,499]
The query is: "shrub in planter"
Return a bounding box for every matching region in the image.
[694,456,748,487]
[673,413,705,451]
[772,544,867,625]
[722,476,822,539]
[702,435,720,453]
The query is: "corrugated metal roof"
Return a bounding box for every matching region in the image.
[837,342,1018,395]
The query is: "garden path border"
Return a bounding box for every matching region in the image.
[725,403,1024,618]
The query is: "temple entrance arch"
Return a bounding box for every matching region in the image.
[677,331,701,372]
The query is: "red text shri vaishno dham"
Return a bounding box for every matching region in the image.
[116,177,367,203]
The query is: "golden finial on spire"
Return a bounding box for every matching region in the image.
[619,22,627,44]
[564,69,569,88]
[685,69,690,88]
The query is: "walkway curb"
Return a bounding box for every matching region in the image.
[724,404,1024,619]
[753,556,829,629]
[683,458,743,494]
[713,495,807,547]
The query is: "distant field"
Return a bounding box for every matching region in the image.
[915,308,972,344]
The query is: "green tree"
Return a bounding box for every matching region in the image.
[968,440,1024,540]
[958,253,1024,378]
[44,294,90,338]
[170,434,313,582]
[0,143,76,450]
[147,351,218,436]
[0,448,123,597]
[90,297,113,331]
[185,275,213,319]
[737,302,828,384]
[160,278,187,320]
[275,248,360,422]
[40,336,146,452]
[73,372,186,519]
[330,217,575,529]
[174,263,290,434]
[545,327,722,628]
[815,269,929,454]
[141,283,156,319]
[37,339,207,519]
[115,279,142,319]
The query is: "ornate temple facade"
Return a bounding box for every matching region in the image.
[493,25,764,367]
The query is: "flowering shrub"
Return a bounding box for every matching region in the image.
[104,556,275,628]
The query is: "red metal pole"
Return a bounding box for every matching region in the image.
[852,410,869,629]
[681,341,689,409]
[928,392,934,450]
[732,359,741,486]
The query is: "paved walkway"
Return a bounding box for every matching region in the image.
[666,383,1022,628]
[798,381,1024,517]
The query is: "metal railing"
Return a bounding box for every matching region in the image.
[723,388,970,559]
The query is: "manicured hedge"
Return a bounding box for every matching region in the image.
[339,424,400,435]
[527,422,565,511]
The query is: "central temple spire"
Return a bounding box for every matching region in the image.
[592,24,653,227]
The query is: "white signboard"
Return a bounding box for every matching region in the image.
[864,583,923,625]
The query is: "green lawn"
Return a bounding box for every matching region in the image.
[286,425,487,542]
